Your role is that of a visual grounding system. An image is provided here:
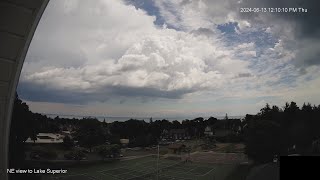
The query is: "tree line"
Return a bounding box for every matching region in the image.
[243,102,320,163]
[10,93,320,164]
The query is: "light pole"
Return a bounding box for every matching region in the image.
[157,144,159,180]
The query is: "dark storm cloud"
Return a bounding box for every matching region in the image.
[240,0,320,38]
[18,82,110,104]
[110,86,193,99]
[294,40,320,67]
[18,81,195,104]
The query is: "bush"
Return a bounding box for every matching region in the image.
[64,150,86,160]
[62,136,74,149]
[42,150,58,159]
[94,144,121,159]
[30,146,58,160]
[75,147,90,153]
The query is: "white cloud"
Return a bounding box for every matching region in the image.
[153,0,254,33]
[19,0,320,116]
[22,0,263,101]
[24,28,254,96]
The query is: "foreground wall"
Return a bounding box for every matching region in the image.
[0,0,49,179]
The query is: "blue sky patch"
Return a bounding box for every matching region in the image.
[217,22,239,34]
[124,0,180,29]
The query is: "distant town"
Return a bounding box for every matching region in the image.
[42,114,246,123]
[10,93,320,180]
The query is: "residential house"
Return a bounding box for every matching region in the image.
[161,129,190,141]
[120,139,129,147]
[25,133,64,144]
[204,126,214,137]
[203,119,242,142]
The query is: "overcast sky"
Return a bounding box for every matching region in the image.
[18,0,320,118]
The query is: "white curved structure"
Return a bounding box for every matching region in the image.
[0,0,49,179]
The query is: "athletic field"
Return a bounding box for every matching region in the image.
[44,155,239,180]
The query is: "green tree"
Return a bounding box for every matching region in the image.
[62,136,74,149]
[9,93,38,168]
[244,102,320,162]
[244,118,282,163]
[95,145,112,160]
[110,144,121,157]
[95,144,120,159]
[74,118,109,152]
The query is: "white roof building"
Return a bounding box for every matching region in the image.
[25,133,64,144]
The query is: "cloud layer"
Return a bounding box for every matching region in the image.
[18,0,320,116]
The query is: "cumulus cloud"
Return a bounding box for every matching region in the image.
[22,20,255,102]
[154,0,320,67]
[153,0,251,32]
[18,0,320,116]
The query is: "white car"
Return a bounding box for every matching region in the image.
[273,157,278,163]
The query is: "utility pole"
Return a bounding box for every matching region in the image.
[157,144,159,180]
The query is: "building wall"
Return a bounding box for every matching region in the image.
[0,0,49,179]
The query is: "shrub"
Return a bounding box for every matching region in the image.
[94,144,121,159]
[30,146,57,160]
[62,136,75,149]
[42,150,58,159]
[64,150,86,160]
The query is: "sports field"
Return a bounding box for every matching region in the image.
[44,155,239,180]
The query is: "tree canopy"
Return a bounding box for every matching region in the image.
[243,102,320,163]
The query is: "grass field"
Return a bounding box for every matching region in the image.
[43,155,243,180]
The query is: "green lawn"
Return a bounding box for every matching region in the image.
[214,143,245,153]
[43,156,247,180]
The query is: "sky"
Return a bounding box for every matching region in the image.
[18,0,320,118]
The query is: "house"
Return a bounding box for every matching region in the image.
[169,129,190,140]
[161,129,190,140]
[203,126,216,146]
[203,119,242,143]
[120,139,129,147]
[168,144,186,154]
[204,126,214,137]
[160,129,169,140]
[25,133,64,144]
